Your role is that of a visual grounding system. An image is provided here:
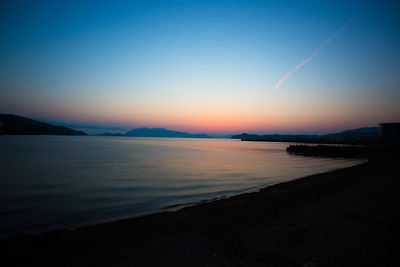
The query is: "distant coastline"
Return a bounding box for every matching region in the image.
[231,127,381,144]
[2,113,398,144]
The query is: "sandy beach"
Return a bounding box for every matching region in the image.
[1,151,399,267]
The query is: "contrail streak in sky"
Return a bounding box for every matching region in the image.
[275,17,355,88]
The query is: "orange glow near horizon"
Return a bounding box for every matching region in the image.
[5,81,397,134]
[29,102,387,135]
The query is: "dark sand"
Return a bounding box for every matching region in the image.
[1,153,399,266]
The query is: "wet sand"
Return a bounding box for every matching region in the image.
[1,153,400,266]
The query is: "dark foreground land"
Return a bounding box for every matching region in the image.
[1,151,400,266]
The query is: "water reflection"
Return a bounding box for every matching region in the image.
[0,136,363,236]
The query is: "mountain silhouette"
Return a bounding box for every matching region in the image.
[322,127,379,139]
[125,127,209,138]
[0,114,87,135]
[232,127,380,144]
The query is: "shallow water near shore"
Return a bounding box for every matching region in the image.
[0,136,364,237]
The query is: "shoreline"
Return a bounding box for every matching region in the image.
[2,153,399,266]
[161,158,366,211]
[1,158,364,239]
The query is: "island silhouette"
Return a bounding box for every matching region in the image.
[98,127,210,138]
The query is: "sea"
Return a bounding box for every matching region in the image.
[0,136,364,237]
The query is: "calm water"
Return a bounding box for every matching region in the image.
[0,136,363,237]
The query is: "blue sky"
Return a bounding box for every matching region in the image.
[1,0,399,134]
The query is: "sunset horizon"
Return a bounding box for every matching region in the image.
[1,1,399,135]
[22,112,386,136]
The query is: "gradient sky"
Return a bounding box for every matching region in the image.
[1,0,399,134]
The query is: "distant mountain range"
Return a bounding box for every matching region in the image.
[98,127,210,138]
[0,113,381,142]
[232,127,380,144]
[0,114,87,135]
[323,127,379,139]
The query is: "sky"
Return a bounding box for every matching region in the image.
[1,0,399,135]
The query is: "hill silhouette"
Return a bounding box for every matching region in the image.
[232,127,380,144]
[322,127,379,139]
[0,114,87,135]
[125,127,209,138]
[98,128,210,138]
